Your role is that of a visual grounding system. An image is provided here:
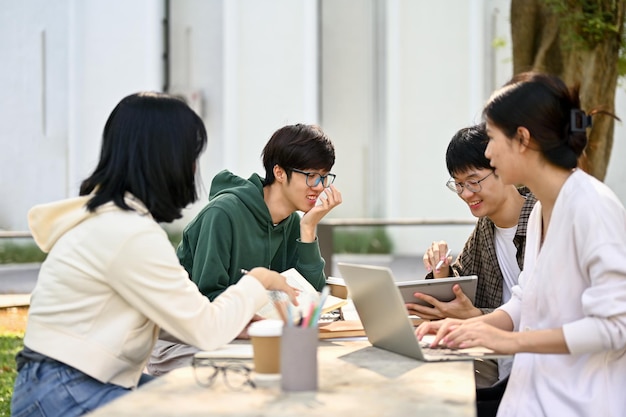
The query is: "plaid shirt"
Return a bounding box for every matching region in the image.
[428,188,537,314]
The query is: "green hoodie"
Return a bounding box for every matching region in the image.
[177,169,326,300]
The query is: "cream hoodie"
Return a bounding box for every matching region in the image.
[25,194,268,388]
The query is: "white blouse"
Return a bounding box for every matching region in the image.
[497,170,626,417]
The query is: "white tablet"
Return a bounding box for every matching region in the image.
[396,275,478,306]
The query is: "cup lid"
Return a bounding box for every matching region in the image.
[248,319,283,337]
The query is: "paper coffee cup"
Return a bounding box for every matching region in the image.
[248,319,283,375]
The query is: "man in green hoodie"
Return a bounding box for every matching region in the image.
[147,124,342,375]
[180,123,342,301]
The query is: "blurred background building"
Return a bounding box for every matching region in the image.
[1,0,625,255]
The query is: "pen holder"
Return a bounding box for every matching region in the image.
[280,325,318,392]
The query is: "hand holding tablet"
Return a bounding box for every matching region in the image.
[396,275,478,307]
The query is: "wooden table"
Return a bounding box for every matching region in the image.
[88,338,476,417]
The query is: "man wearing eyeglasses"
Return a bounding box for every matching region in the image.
[406,123,536,390]
[147,124,342,376]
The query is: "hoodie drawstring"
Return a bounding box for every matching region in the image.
[281,227,287,272]
[266,223,289,272]
[267,224,272,269]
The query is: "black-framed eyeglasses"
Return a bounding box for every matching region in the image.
[446,171,495,194]
[192,357,256,390]
[290,168,336,188]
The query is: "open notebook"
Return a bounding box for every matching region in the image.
[338,262,510,362]
[256,268,348,321]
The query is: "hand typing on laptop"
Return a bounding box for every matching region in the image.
[415,315,515,355]
[405,284,481,320]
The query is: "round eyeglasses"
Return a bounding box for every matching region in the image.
[446,171,494,195]
[192,357,256,390]
[290,168,336,188]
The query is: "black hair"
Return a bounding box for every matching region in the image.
[261,124,335,185]
[483,72,587,170]
[79,92,207,223]
[445,123,491,176]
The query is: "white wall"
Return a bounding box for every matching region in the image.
[319,0,514,254]
[319,0,378,219]
[0,0,164,231]
[168,0,320,232]
[1,0,625,257]
[383,0,481,253]
[223,0,319,180]
[384,0,515,253]
[68,0,164,196]
[167,0,224,228]
[0,1,70,230]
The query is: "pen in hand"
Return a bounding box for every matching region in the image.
[435,249,451,271]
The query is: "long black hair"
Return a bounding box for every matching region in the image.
[484,72,589,170]
[79,92,207,223]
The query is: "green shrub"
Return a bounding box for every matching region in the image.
[167,231,182,249]
[333,227,393,254]
[0,332,23,417]
[1,228,393,262]
[0,231,183,265]
[0,242,46,264]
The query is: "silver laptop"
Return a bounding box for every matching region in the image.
[338,262,509,362]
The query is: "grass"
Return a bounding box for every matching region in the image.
[0,307,27,417]
[0,333,22,417]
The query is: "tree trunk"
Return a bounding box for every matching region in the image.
[510,0,625,181]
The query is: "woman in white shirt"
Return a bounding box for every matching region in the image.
[416,72,626,417]
[10,92,298,417]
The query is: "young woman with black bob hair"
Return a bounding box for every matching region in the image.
[10,92,297,417]
[416,72,626,417]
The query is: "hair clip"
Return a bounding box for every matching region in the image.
[570,109,592,132]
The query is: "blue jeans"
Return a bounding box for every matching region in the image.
[11,359,155,417]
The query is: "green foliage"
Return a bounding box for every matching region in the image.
[546,0,621,45]
[333,227,393,254]
[492,36,507,49]
[0,242,46,264]
[0,332,23,417]
[545,0,626,75]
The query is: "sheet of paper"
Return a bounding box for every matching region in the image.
[194,344,253,359]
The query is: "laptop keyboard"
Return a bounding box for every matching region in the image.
[419,340,467,356]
